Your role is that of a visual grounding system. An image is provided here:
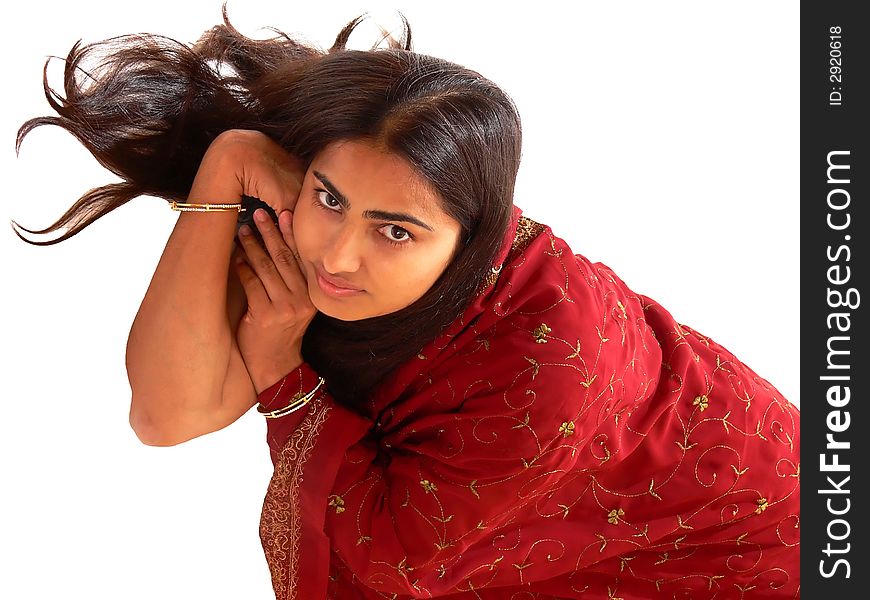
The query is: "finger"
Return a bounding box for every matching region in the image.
[251,208,307,288]
[278,210,307,279]
[236,223,290,304]
[233,252,271,310]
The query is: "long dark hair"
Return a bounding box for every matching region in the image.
[13,5,523,407]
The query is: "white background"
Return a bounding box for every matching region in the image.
[1,1,798,598]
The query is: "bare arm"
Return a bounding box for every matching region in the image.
[126,130,303,445]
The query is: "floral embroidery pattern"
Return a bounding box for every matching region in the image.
[420,479,438,494]
[261,214,800,599]
[328,495,346,514]
[533,323,552,343]
[607,508,625,525]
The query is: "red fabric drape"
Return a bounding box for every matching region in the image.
[257,206,800,599]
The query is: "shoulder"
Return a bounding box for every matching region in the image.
[481,216,643,338]
[461,214,663,413]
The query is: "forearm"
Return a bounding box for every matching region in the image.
[127,153,241,437]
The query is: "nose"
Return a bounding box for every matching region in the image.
[321,223,363,275]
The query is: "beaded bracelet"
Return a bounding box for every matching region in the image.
[169,200,246,212]
[256,376,326,419]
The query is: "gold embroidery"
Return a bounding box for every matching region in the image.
[533,323,551,343]
[566,340,582,359]
[732,464,749,477]
[677,515,694,530]
[705,574,725,590]
[477,215,545,293]
[676,439,698,451]
[523,356,541,379]
[328,495,346,514]
[469,480,480,499]
[693,394,710,411]
[259,209,799,597]
[616,300,627,318]
[734,583,757,596]
[648,479,662,501]
[721,410,733,433]
[259,397,332,600]
[478,267,502,292]
[633,524,650,542]
[513,215,545,251]
[598,440,612,464]
[511,411,531,430]
[420,479,438,494]
[433,514,454,524]
[396,557,413,575]
[434,540,454,551]
[606,508,624,525]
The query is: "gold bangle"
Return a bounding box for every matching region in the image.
[169,200,247,212]
[257,376,326,418]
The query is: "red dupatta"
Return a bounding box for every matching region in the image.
[257,205,800,599]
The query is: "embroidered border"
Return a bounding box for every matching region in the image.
[477,216,546,293]
[512,215,546,256]
[259,397,332,600]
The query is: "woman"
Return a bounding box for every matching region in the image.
[11,8,799,600]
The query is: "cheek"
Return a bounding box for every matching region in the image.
[389,249,451,297]
[291,206,316,259]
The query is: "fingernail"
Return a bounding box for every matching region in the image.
[254,208,268,223]
[239,224,252,236]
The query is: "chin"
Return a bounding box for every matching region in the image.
[316,306,362,321]
[308,290,369,322]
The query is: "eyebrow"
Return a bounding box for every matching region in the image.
[312,170,434,231]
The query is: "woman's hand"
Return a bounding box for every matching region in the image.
[233,207,316,394]
[127,128,309,445]
[201,129,306,214]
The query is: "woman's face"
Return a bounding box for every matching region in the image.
[292,139,463,321]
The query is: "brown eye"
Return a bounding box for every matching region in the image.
[379,224,413,245]
[315,190,341,211]
[387,226,409,241]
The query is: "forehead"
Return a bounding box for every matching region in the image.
[311,139,446,219]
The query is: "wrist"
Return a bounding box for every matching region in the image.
[251,353,305,395]
[189,138,245,203]
[256,362,324,410]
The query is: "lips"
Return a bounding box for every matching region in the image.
[314,265,363,292]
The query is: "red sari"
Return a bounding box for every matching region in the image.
[257,206,800,599]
